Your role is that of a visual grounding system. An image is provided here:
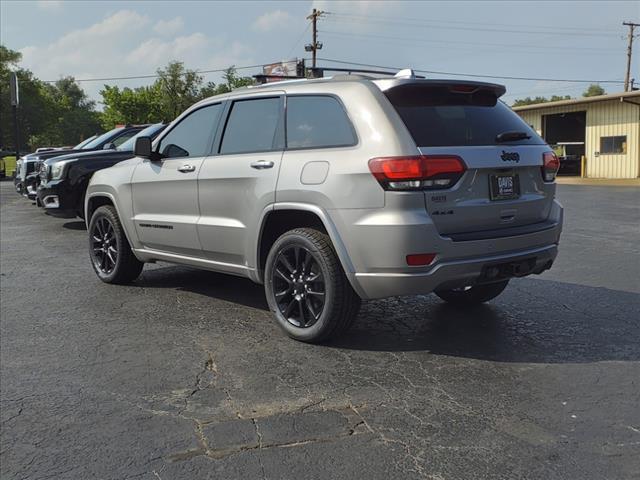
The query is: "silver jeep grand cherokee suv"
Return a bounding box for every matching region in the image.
[85,71,563,343]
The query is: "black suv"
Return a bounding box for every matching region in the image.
[37,124,166,218]
[22,125,147,200]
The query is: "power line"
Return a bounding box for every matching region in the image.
[287,21,312,59]
[320,29,619,54]
[327,13,621,38]
[328,12,618,33]
[317,58,626,85]
[42,63,268,83]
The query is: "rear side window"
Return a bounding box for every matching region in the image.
[220,97,282,154]
[286,96,356,149]
[159,104,223,158]
[386,86,543,147]
[111,130,138,147]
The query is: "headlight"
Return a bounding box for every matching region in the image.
[50,159,74,180]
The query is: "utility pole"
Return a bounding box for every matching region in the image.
[623,22,639,92]
[305,9,325,68]
[10,72,20,161]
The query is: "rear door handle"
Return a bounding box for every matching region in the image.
[250,160,274,170]
[177,164,196,173]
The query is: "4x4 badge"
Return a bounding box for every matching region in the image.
[501,151,520,162]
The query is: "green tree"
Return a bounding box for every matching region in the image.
[42,77,101,145]
[1,46,55,149]
[100,63,256,126]
[156,61,204,119]
[99,84,164,129]
[582,84,605,97]
[512,95,571,107]
[1,45,99,149]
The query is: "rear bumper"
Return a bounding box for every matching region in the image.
[351,243,557,299]
[332,196,563,299]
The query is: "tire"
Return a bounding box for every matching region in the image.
[435,280,509,306]
[88,205,143,284]
[264,228,361,343]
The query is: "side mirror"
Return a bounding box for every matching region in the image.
[134,136,158,160]
[103,142,115,150]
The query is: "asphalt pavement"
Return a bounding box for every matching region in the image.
[1,180,639,479]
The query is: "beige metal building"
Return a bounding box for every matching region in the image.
[514,91,640,178]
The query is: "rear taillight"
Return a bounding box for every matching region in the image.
[542,151,560,182]
[368,155,466,191]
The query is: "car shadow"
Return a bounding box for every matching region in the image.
[136,265,269,311]
[63,221,86,231]
[133,266,639,363]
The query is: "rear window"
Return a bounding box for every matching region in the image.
[386,86,543,147]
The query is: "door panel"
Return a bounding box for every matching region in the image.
[130,102,224,255]
[197,95,284,267]
[198,151,283,265]
[132,158,204,255]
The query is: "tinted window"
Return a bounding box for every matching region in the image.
[75,135,97,149]
[83,127,125,149]
[286,96,356,149]
[386,86,543,147]
[118,124,166,151]
[111,130,138,147]
[220,97,282,154]
[159,104,222,158]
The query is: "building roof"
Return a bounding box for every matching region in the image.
[512,90,640,112]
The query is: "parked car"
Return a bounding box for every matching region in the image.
[37,123,167,218]
[85,72,563,343]
[14,136,97,195]
[18,125,147,199]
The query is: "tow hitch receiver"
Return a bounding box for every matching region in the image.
[481,257,537,281]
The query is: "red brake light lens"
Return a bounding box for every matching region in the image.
[406,253,437,266]
[542,151,560,182]
[368,155,466,191]
[449,85,478,94]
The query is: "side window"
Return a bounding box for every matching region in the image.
[112,131,137,147]
[286,96,356,149]
[220,97,282,154]
[159,104,223,158]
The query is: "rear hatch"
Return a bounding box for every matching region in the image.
[379,80,555,236]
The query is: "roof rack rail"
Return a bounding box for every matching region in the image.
[308,66,425,79]
[253,74,307,85]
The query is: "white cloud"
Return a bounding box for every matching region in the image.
[311,0,396,16]
[252,10,294,32]
[36,0,62,10]
[153,17,184,36]
[18,10,254,102]
[125,33,211,68]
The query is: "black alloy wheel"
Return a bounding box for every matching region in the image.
[272,245,326,328]
[91,216,118,275]
[88,205,143,284]
[264,228,361,343]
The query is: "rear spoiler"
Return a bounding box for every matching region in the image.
[373,78,506,98]
[374,79,506,107]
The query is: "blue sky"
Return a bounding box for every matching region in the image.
[1,0,638,105]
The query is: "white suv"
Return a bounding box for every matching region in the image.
[85,72,563,343]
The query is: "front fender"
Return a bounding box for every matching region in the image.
[85,162,140,250]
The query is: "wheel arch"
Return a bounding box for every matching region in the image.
[255,203,360,294]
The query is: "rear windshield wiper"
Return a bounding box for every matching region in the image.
[496,131,531,143]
